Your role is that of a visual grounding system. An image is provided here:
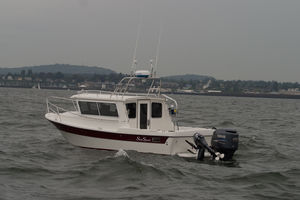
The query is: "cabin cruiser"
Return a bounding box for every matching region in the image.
[45,70,239,161]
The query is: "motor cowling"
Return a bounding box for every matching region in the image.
[211,129,239,161]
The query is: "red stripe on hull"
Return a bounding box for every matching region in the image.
[49,121,168,144]
[80,146,115,151]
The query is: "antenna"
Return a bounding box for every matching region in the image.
[154,23,163,78]
[130,2,144,76]
[149,59,154,77]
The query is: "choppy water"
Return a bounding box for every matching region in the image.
[0,87,300,200]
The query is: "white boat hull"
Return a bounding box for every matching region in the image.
[46,112,213,156]
[60,130,174,154]
[56,125,212,156]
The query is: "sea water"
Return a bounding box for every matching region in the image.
[0,87,299,200]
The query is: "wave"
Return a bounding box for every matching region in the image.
[224,171,289,184]
[114,149,129,158]
[0,166,54,176]
[218,120,235,126]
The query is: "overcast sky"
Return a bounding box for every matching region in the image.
[0,0,300,82]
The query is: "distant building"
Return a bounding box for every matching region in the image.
[183,84,192,90]
[207,90,222,93]
[79,84,87,89]
[177,89,195,93]
[161,88,172,93]
[6,75,13,80]
[279,88,300,95]
[24,77,32,81]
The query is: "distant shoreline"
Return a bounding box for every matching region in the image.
[171,92,300,99]
[2,85,300,100]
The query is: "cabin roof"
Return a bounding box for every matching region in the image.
[70,92,165,102]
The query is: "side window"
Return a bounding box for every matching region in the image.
[152,102,162,118]
[98,103,118,117]
[126,103,136,118]
[79,101,99,115]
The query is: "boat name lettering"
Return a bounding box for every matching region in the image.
[136,136,151,142]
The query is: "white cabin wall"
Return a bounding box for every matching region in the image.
[123,100,138,129]
[116,102,126,121]
[150,101,174,131]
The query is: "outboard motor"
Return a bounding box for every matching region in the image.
[189,129,239,161]
[193,133,217,160]
[211,129,239,161]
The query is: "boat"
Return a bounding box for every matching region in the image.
[45,68,239,161]
[32,82,41,89]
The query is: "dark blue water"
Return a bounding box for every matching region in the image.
[0,87,299,200]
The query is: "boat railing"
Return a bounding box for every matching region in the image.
[46,96,120,122]
[113,76,161,96]
[162,94,178,110]
[46,96,78,115]
[77,90,113,95]
[77,76,165,99]
[161,94,179,131]
[78,89,160,98]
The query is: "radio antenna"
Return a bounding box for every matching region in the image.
[130,2,144,76]
[154,24,163,78]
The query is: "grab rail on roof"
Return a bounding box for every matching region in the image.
[77,90,158,97]
[76,76,163,99]
[113,76,161,97]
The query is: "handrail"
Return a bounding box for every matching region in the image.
[162,94,178,110]
[76,90,161,99]
[46,97,119,122]
[77,90,113,95]
[161,94,179,131]
[47,102,70,114]
[48,96,79,111]
[48,93,176,106]
[112,76,161,97]
[47,96,77,116]
[48,96,76,101]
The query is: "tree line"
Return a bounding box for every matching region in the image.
[2,69,299,93]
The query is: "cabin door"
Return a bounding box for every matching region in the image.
[138,101,150,129]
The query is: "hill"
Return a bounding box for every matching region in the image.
[162,74,215,81]
[0,64,116,75]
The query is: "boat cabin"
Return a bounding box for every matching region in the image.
[70,92,176,132]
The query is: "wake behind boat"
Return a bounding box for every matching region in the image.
[45,69,239,161]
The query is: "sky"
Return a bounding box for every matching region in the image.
[0,0,300,82]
